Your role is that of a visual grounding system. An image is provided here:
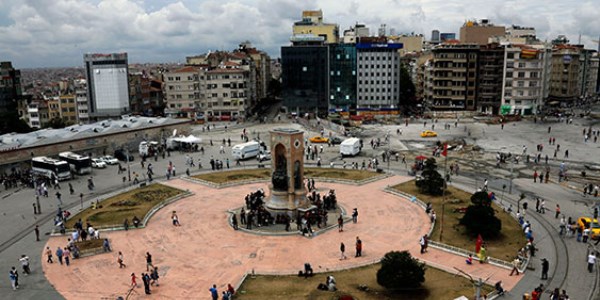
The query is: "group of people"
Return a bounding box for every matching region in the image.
[209,283,236,300]
[129,252,160,295]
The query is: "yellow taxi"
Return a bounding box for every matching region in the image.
[578,217,600,239]
[420,130,438,138]
[309,136,329,143]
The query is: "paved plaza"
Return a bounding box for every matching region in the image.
[43,176,521,299]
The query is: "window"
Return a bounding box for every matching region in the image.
[517,72,525,78]
[518,63,525,68]
[507,53,514,59]
[518,81,524,87]
[530,72,538,78]
[506,72,513,78]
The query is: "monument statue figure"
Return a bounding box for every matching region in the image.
[272,150,288,191]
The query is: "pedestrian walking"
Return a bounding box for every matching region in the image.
[420,235,427,254]
[337,215,344,232]
[131,273,137,287]
[34,225,40,242]
[142,273,151,294]
[63,248,70,266]
[56,247,63,265]
[588,252,597,273]
[46,247,53,263]
[146,252,154,272]
[509,257,520,276]
[172,211,181,226]
[541,258,549,279]
[555,204,561,219]
[9,267,18,290]
[352,208,358,224]
[118,251,126,268]
[209,284,219,300]
[150,266,160,286]
[355,237,362,257]
[340,242,347,260]
[19,255,30,275]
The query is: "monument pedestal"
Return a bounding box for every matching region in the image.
[266,186,309,211]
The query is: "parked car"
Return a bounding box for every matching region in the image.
[257,151,271,162]
[330,136,343,145]
[420,130,438,138]
[100,155,119,165]
[578,217,600,239]
[114,149,134,162]
[309,136,329,143]
[91,158,107,169]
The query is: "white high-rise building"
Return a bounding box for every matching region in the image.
[84,53,130,119]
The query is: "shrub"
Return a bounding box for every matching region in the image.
[460,202,502,238]
[377,251,426,291]
[415,158,445,196]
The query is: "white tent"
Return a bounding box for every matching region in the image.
[167,135,202,149]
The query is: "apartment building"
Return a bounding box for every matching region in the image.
[328,43,357,113]
[500,45,552,115]
[74,79,89,123]
[201,63,250,121]
[356,41,403,110]
[427,43,479,111]
[477,44,505,114]
[292,10,339,44]
[460,19,505,45]
[549,45,581,104]
[59,94,78,124]
[578,49,599,98]
[163,66,199,118]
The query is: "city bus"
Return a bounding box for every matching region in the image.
[31,156,72,181]
[59,152,92,175]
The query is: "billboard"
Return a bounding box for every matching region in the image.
[356,43,403,50]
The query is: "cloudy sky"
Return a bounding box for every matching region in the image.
[1,0,599,68]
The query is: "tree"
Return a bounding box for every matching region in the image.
[460,191,502,238]
[45,117,67,129]
[377,251,426,291]
[399,64,417,114]
[415,158,444,195]
[0,112,31,134]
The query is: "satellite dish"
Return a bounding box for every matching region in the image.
[172,129,177,137]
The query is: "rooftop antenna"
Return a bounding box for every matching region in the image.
[578,33,581,44]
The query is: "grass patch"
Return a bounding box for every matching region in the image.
[65,184,184,229]
[74,239,104,251]
[235,263,493,300]
[391,181,524,261]
[193,168,380,184]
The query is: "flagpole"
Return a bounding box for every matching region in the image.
[440,143,448,242]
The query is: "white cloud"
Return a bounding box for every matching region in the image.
[0,0,597,68]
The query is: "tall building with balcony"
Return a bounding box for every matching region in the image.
[356,41,403,110]
[460,19,505,45]
[549,45,581,104]
[84,53,130,119]
[59,94,78,124]
[292,10,339,44]
[578,49,599,98]
[201,63,250,121]
[476,44,505,114]
[163,66,200,118]
[328,43,357,113]
[428,43,479,111]
[0,62,21,115]
[500,45,552,115]
[74,79,89,123]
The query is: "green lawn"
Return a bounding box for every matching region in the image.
[391,181,524,261]
[193,168,381,184]
[65,184,184,229]
[235,263,492,300]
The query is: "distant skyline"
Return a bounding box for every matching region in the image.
[2,0,599,68]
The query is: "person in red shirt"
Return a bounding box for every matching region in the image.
[131,273,137,287]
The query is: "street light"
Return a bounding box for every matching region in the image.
[126,148,132,182]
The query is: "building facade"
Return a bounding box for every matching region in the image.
[201,64,250,121]
[476,44,505,114]
[549,46,581,104]
[281,43,329,115]
[74,79,89,123]
[292,10,339,44]
[500,45,552,115]
[328,43,357,113]
[460,19,505,45]
[428,44,479,111]
[163,66,199,118]
[356,42,403,110]
[0,62,21,121]
[84,53,130,119]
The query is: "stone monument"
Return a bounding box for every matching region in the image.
[265,128,309,211]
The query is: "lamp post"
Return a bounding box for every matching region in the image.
[126,148,132,182]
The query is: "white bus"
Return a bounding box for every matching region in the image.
[232,141,261,160]
[59,152,92,175]
[31,156,72,181]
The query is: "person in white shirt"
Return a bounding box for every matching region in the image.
[588,252,597,273]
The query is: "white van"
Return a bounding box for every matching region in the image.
[232,141,261,160]
[340,138,361,157]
